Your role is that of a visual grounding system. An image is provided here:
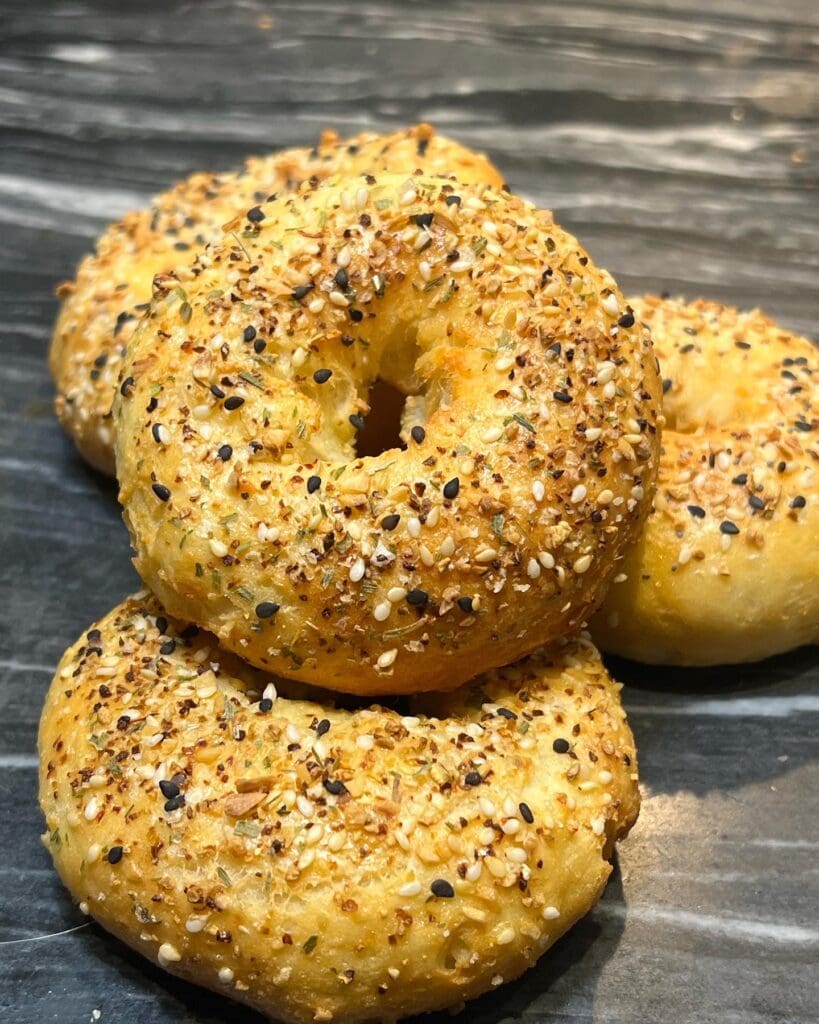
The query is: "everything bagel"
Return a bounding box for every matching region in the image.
[39,594,640,1024]
[593,295,818,665]
[113,173,662,695]
[50,125,503,473]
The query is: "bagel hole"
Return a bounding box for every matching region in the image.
[355,378,410,458]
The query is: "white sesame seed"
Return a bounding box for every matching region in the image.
[485,856,506,878]
[571,484,587,504]
[573,554,593,574]
[543,906,560,920]
[407,517,421,538]
[419,545,435,567]
[598,770,613,784]
[374,601,391,622]
[495,355,514,373]
[209,538,228,558]
[336,246,351,268]
[297,848,315,871]
[398,881,422,897]
[527,558,541,579]
[83,798,99,821]
[349,557,366,583]
[218,967,234,984]
[387,587,407,603]
[465,861,483,882]
[501,818,521,835]
[426,505,440,528]
[356,186,369,209]
[614,573,628,584]
[263,682,278,703]
[475,547,498,564]
[479,796,497,817]
[87,843,100,864]
[291,347,307,368]
[297,795,314,818]
[497,927,516,945]
[329,290,349,307]
[597,489,614,505]
[584,427,603,441]
[631,485,644,500]
[419,260,433,282]
[483,425,504,444]
[158,943,181,965]
[601,293,620,316]
[438,535,455,558]
[717,451,731,471]
[185,916,206,933]
[308,296,325,314]
[356,734,374,751]
[603,380,616,401]
[596,361,616,385]
[507,846,528,864]
[400,187,417,206]
[538,551,555,569]
[377,649,398,670]
[532,480,545,502]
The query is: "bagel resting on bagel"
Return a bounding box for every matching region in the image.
[593,295,818,665]
[113,172,662,696]
[39,593,640,1024]
[51,124,504,474]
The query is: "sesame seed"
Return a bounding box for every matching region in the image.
[398,881,422,897]
[159,780,179,799]
[323,779,348,796]
[107,845,123,864]
[617,312,635,328]
[218,968,234,984]
[349,413,365,431]
[553,738,570,754]
[411,425,426,444]
[374,601,391,622]
[255,601,280,618]
[542,906,560,920]
[329,290,349,307]
[483,425,504,443]
[349,557,366,582]
[430,879,455,898]
[527,558,541,579]
[152,483,171,502]
[292,283,315,301]
[217,444,233,461]
[210,384,225,399]
[553,390,572,403]
[790,495,806,509]
[464,771,483,787]
[519,802,534,823]
[573,554,593,574]
[246,206,265,223]
[687,504,706,519]
[313,368,333,384]
[445,195,461,207]
[720,520,740,535]
[457,596,475,613]
[307,475,321,494]
[119,376,135,397]
[406,588,428,607]
[443,477,460,500]
[381,514,400,531]
[151,423,170,444]
[377,649,397,670]
[224,395,245,411]
[158,943,181,965]
[243,325,256,342]
[497,927,516,944]
[532,480,545,502]
[571,484,587,504]
[601,293,620,316]
[209,538,228,558]
[334,267,349,290]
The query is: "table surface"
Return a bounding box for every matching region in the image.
[1,1,817,1022]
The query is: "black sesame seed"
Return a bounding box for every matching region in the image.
[732,473,748,485]
[159,639,176,656]
[496,707,517,720]
[253,339,267,354]
[151,423,166,444]
[146,396,158,413]
[292,283,315,301]
[323,779,348,796]
[246,206,265,223]
[107,846,123,864]
[411,425,426,444]
[464,771,483,787]
[119,376,135,397]
[156,616,168,635]
[164,794,185,812]
[217,444,233,461]
[210,384,225,399]
[443,477,460,500]
[243,325,257,342]
[617,312,635,328]
[406,588,429,607]
[334,267,349,290]
[307,475,322,494]
[259,698,274,713]
[720,520,740,535]
[519,802,534,823]
[349,413,365,431]
[256,601,280,619]
[316,719,331,737]
[224,396,245,411]
[313,368,333,384]
[790,495,806,509]
[687,504,706,519]
[349,308,364,323]
[552,738,570,754]
[445,195,461,207]
[749,495,765,511]
[381,514,400,531]
[341,334,355,347]
[152,483,171,502]
[430,879,455,898]
[457,596,474,613]
[662,378,672,394]
[553,390,572,403]
[94,353,108,368]
[159,780,179,799]
[735,340,751,350]
[794,420,812,432]
[412,212,434,229]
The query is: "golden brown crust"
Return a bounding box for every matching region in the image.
[113,173,662,696]
[50,125,504,474]
[39,593,639,1024]
[592,295,818,665]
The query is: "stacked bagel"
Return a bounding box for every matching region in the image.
[39,125,816,1022]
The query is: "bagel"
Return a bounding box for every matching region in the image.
[592,295,818,665]
[39,593,640,1024]
[113,173,662,696]
[50,125,503,474]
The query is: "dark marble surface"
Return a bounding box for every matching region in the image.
[1,1,817,1021]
